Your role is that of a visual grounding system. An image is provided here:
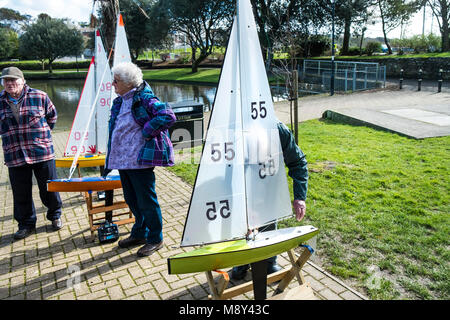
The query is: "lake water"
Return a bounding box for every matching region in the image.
[26,78,290,132]
[26,79,218,132]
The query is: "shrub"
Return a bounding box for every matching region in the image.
[347,47,362,56]
[390,34,441,54]
[365,41,382,56]
[0,60,90,70]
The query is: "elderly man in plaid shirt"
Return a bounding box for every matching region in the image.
[0,67,63,240]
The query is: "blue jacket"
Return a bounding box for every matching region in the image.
[105,81,176,172]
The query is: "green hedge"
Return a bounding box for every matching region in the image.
[0,60,91,71]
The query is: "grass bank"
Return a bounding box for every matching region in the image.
[142,68,220,84]
[19,67,221,83]
[167,119,450,300]
[23,70,88,79]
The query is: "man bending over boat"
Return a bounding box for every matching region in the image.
[104,62,176,257]
[0,67,63,240]
[231,122,308,280]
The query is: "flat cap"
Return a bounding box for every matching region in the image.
[1,67,24,79]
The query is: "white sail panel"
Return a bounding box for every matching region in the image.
[64,58,96,156]
[111,14,132,103]
[181,19,248,247]
[95,30,112,154]
[113,14,132,67]
[238,0,292,229]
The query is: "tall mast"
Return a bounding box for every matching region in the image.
[236,0,250,232]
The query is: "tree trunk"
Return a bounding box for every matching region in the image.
[98,0,120,66]
[378,0,393,55]
[342,16,352,55]
[191,46,197,73]
[192,52,208,73]
[359,29,365,56]
[441,1,450,51]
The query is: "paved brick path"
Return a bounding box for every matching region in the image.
[0,124,368,301]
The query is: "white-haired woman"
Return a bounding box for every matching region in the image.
[104,61,176,257]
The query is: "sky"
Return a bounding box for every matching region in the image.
[1,0,94,24]
[1,0,441,39]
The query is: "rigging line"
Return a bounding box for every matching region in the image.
[68,47,113,180]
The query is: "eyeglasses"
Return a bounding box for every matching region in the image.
[112,78,122,84]
[3,78,20,83]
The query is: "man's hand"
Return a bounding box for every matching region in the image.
[293,199,306,221]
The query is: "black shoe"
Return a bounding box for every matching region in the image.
[267,263,282,275]
[137,241,163,257]
[14,228,35,240]
[231,265,249,280]
[51,218,63,231]
[118,237,147,249]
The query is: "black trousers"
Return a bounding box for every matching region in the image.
[8,160,62,230]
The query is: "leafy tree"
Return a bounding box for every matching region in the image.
[96,0,120,56]
[334,0,373,55]
[376,0,421,54]
[19,16,84,73]
[251,0,329,65]
[0,28,19,60]
[163,0,234,73]
[120,0,171,61]
[0,7,30,31]
[426,0,450,51]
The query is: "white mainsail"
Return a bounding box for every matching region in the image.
[237,0,292,229]
[111,13,132,104]
[66,16,131,179]
[64,29,112,156]
[64,57,96,157]
[112,14,132,67]
[180,0,292,247]
[65,12,131,161]
[95,29,113,154]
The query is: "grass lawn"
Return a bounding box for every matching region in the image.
[142,68,220,84]
[167,119,449,300]
[23,70,87,79]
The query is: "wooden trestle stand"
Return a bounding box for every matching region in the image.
[84,189,134,241]
[206,245,317,300]
[53,163,135,241]
[85,167,134,241]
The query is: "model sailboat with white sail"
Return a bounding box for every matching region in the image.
[49,13,131,192]
[55,29,112,169]
[167,0,318,275]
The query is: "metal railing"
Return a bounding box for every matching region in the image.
[300,59,386,93]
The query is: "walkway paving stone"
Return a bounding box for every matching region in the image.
[0,105,373,301]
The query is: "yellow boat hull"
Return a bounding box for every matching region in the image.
[55,155,106,168]
[167,226,318,274]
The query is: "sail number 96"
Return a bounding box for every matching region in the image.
[206,200,231,220]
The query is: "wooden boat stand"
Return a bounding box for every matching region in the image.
[82,166,134,241]
[85,189,134,241]
[206,244,316,300]
[66,165,135,241]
